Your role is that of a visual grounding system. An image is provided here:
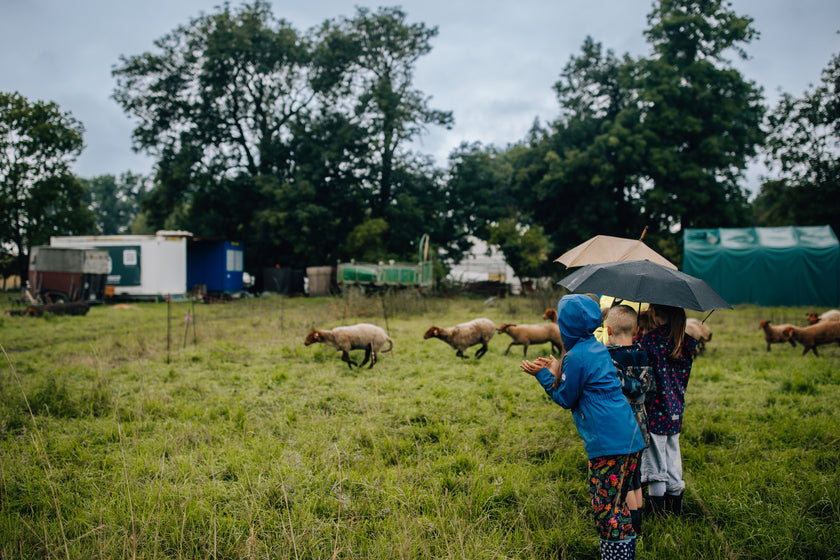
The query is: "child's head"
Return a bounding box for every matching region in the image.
[649,304,687,358]
[605,304,638,346]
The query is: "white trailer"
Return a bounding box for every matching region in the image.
[50,231,191,300]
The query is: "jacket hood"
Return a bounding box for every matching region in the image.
[556,294,602,350]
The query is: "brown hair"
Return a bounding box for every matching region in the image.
[651,304,686,359]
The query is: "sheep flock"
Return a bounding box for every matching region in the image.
[303,306,840,368]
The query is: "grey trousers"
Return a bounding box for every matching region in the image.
[640,432,685,494]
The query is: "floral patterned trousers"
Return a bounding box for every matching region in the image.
[588,451,641,541]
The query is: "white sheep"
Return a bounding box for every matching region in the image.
[304,323,394,369]
[685,318,712,355]
[423,318,496,359]
[497,322,564,357]
[807,309,840,325]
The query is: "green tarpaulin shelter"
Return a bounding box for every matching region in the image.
[683,226,840,307]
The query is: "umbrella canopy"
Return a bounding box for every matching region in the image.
[558,260,732,312]
[555,235,677,270]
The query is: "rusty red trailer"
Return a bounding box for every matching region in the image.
[28,246,110,303]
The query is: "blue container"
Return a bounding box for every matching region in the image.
[187,240,244,294]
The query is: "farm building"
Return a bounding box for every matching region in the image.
[50,231,191,300]
[682,225,840,307]
[186,238,245,296]
[445,237,521,295]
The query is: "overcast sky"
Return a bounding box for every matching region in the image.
[2,0,839,194]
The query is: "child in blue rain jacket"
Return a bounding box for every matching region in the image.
[521,294,646,559]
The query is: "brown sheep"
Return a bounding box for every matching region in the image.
[685,318,712,355]
[424,318,496,359]
[305,323,394,369]
[807,309,840,325]
[758,320,797,352]
[497,322,565,357]
[782,322,840,356]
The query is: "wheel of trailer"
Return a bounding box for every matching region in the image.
[47,292,67,304]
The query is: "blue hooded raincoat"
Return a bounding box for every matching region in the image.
[536,294,646,459]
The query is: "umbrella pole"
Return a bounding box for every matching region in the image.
[702,310,715,323]
[639,226,648,240]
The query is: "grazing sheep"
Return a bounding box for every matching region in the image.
[685,318,712,355]
[758,320,797,352]
[806,309,840,325]
[782,322,840,356]
[304,323,394,369]
[497,322,565,357]
[423,318,496,359]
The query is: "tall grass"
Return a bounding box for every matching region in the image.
[0,291,838,559]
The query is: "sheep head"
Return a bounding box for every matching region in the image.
[423,326,439,339]
[758,320,771,329]
[497,323,516,333]
[781,326,795,339]
[304,330,323,345]
[807,312,820,325]
[543,308,557,322]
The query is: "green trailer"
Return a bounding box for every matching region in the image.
[337,262,432,289]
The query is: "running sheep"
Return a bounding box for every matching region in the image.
[423,318,496,359]
[304,323,394,369]
[782,322,840,357]
[497,322,565,357]
[758,320,797,352]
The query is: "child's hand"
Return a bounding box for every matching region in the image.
[540,354,563,390]
[520,359,542,376]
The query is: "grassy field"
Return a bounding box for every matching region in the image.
[1,290,838,559]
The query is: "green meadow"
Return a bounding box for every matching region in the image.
[1,291,838,559]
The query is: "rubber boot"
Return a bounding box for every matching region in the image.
[599,536,636,560]
[665,492,683,516]
[630,509,642,536]
[646,495,666,518]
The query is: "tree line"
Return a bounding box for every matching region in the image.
[2,0,839,285]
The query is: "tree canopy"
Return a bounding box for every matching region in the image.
[0,92,94,277]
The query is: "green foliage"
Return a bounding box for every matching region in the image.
[487,217,553,281]
[81,172,149,234]
[0,91,93,277]
[0,295,838,558]
[110,2,459,269]
[760,51,840,236]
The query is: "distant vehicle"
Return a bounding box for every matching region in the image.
[28,246,109,304]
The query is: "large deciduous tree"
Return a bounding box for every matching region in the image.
[113,2,455,268]
[757,52,840,236]
[638,0,765,233]
[0,92,94,278]
[338,6,453,217]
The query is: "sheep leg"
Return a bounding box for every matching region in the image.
[358,344,372,368]
[456,349,467,358]
[474,342,488,359]
[341,351,358,368]
[504,342,514,356]
[522,344,529,358]
[788,339,797,347]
